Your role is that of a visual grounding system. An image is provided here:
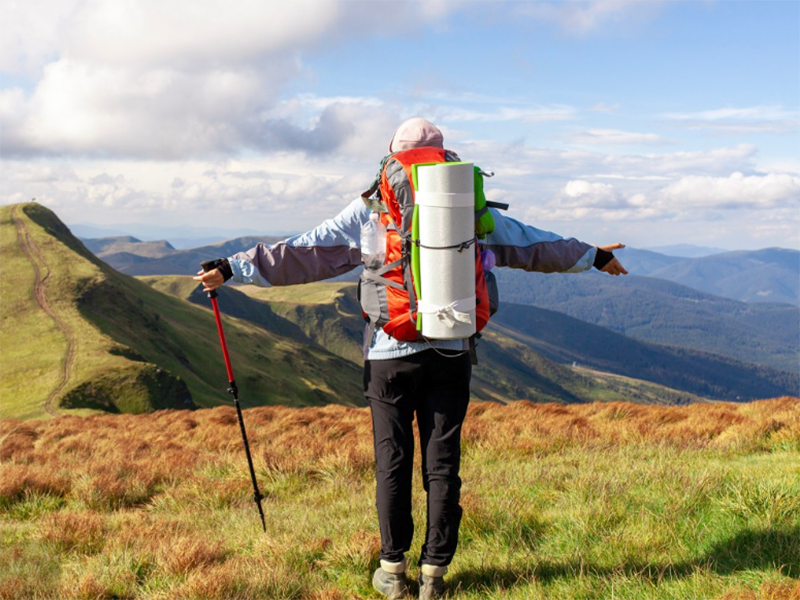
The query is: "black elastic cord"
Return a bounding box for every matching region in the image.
[413,238,476,253]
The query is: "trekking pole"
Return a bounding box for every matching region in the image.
[200,260,266,533]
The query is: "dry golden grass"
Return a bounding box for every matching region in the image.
[462,396,800,454]
[721,579,800,600]
[1,397,797,599]
[3,398,796,499]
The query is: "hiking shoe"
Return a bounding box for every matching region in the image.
[417,573,445,600]
[373,567,408,599]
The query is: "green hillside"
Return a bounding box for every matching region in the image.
[0,203,191,419]
[152,276,799,402]
[146,277,708,406]
[0,203,362,420]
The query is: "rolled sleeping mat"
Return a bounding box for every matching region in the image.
[414,162,476,340]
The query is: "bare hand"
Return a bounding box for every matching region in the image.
[601,257,628,276]
[193,269,224,292]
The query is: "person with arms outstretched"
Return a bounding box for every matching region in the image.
[196,118,627,600]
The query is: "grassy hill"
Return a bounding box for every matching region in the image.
[1,398,797,599]
[149,277,797,402]
[3,202,710,420]
[147,277,714,405]
[0,204,191,419]
[0,203,362,420]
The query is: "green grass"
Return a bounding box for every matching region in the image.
[0,204,364,419]
[1,400,798,599]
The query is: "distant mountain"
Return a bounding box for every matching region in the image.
[490,302,797,401]
[103,235,286,276]
[81,236,176,258]
[611,247,684,274]
[67,222,272,248]
[643,244,728,258]
[494,269,799,373]
[8,202,715,420]
[645,248,799,306]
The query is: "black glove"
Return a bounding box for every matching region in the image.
[593,248,614,271]
[200,258,233,282]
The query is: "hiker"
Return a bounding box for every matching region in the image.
[195,118,628,599]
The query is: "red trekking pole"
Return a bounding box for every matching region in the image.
[201,260,266,533]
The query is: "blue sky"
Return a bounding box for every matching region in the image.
[1,0,798,251]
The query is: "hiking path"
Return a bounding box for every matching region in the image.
[11,205,76,417]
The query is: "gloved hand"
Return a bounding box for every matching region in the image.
[193,258,232,292]
[594,243,628,276]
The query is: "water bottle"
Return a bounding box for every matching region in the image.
[361,212,386,270]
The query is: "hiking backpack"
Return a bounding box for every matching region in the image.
[358,146,505,343]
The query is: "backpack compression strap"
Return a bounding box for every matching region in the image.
[360,152,397,212]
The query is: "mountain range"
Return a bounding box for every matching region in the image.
[82,233,800,373]
[494,268,798,373]
[83,233,800,308]
[616,246,799,306]
[4,203,798,420]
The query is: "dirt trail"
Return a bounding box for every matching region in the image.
[11,205,76,417]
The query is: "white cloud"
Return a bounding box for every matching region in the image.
[460,140,759,184]
[0,1,455,160]
[440,105,577,124]
[514,0,671,34]
[663,105,800,135]
[513,170,800,236]
[665,106,797,122]
[658,172,800,210]
[559,128,672,146]
[553,179,630,210]
[0,0,84,75]
[590,102,621,113]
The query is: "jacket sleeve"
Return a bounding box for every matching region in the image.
[227,198,368,286]
[486,209,597,273]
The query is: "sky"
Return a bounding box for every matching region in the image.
[1,0,798,251]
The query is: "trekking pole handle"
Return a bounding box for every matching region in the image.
[200,259,224,298]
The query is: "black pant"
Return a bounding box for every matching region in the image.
[363,349,472,567]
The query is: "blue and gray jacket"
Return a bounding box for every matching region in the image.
[227,198,596,361]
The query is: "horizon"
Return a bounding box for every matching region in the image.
[1,1,798,251]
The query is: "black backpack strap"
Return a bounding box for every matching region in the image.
[486,200,510,210]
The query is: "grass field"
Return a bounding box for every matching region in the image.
[1,398,798,599]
